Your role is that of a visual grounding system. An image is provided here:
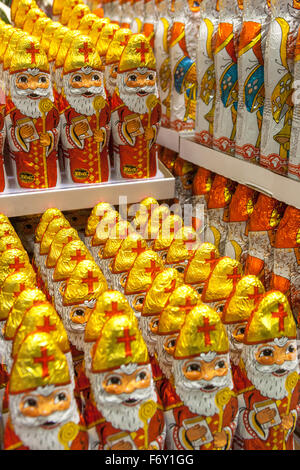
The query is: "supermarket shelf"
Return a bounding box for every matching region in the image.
[157,127,180,153]
[0,161,175,218]
[180,133,300,210]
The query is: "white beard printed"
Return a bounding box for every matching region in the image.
[90,363,157,432]
[63,70,106,117]
[226,324,244,366]
[156,335,173,379]
[242,339,299,400]
[104,66,117,98]
[173,356,234,417]
[139,316,157,356]
[117,69,159,115]
[10,384,80,450]
[9,72,54,119]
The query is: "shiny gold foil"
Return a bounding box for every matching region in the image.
[62,259,107,306]
[46,228,80,269]
[90,18,111,45]
[131,198,159,230]
[64,34,102,74]
[60,0,84,26]
[0,27,16,65]
[23,9,46,35]
[221,275,265,325]
[96,23,120,59]
[106,28,132,65]
[0,248,31,286]
[102,221,133,259]
[56,30,81,69]
[174,157,195,177]
[12,302,70,358]
[11,0,37,24]
[4,288,47,340]
[202,257,243,303]
[14,0,38,28]
[48,26,69,63]
[158,285,201,335]
[0,213,10,225]
[93,210,121,246]
[78,13,98,35]
[142,205,171,241]
[32,17,52,41]
[85,290,134,342]
[9,332,70,394]
[0,235,23,254]
[0,223,17,239]
[125,250,164,295]
[118,33,156,72]
[35,209,63,243]
[53,239,93,282]
[165,227,200,265]
[0,271,37,321]
[92,314,148,373]
[174,304,229,358]
[40,22,62,54]
[40,216,71,256]
[184,243,220,285]
[85,202,114,237]
[244,291,296,345]
[67,4,91,30]
[112,233,148,274]
[153,215,183,252]
[3,30,27,72]
[142,268,184,316]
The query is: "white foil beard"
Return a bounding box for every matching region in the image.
[9,73,54,119]
[60,306,86,352]
[10,384,80,450]
[226,324,244,366]
[117,71,158,115]
[242,340,299,400]
[104,66,117,98]
[90,364,157,432]
[63,72,106,117]
[156,336,173,379]
[173,356,234,417]
[139,316,157,356]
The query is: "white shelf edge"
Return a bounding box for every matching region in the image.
[0,161,175,218]
[180,135,300,210]
[157,127,180,153]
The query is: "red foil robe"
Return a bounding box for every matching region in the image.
[163,382,238,450]
[60,98,111,184]
[84,394,166,450]
[5,97,60,189]
[111,90,161,179]
[234,378,300,450]
[4,415,89,450]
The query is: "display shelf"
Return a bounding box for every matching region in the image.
[157,127,180,153]
[180,133,300,210]
[0,161,175,218]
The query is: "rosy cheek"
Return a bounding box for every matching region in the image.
[256,355,274,366]
[70,81,82,89]
[16,83,28,90]
[103,384,123,395]
[20,407,40,418]
[184,370,202,381]
[215,365,228,377]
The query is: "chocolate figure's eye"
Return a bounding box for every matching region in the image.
[236,326,245,336]
[39,76,48,83]
[107,376,121,386]
[287,344,295,354]
[215,360,226,369]
[24,398,38,408]
[74,309,85,316]
[55,392,67,403]
[73,75,82,82]
[19,76,28,83]
[129,74,137,81]
[147,74,154,81]
[175,265,185,274]
[113,66,118,73]
[186,363,201,372]
[136,371,147,382]
[260,348,273,357]
[92,74,100,81]
[167,338,176,349]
